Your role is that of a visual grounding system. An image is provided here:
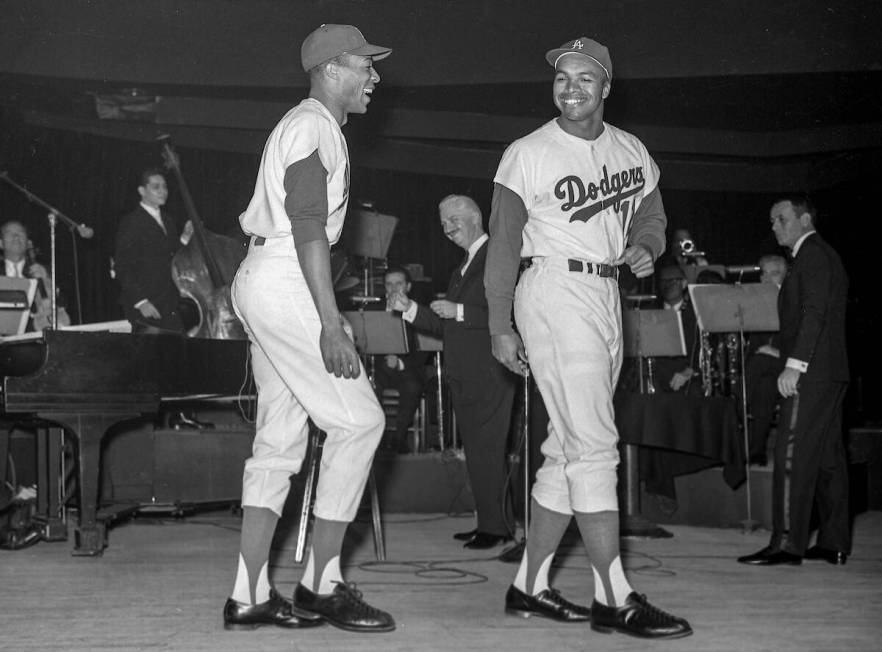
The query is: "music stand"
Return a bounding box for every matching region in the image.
[620,308,685,538]
[688,282,779,531]
[342,310,408,356]
[416,332,446,451]
[339,209,399,298]
[622,309,686,357]
[0,277,38,337]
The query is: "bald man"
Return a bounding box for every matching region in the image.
[392,194,517,550]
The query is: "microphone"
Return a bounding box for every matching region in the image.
[76,223,95,239]
[725,265,760,275]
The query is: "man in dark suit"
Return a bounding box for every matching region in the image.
[371,266,431,453]
[738,193,850,566]
[651,264,700,394]
[392,194,516,549]
[0,219,71,332]
[114,167,192,333]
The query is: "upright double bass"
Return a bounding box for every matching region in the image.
[159,136,246,339]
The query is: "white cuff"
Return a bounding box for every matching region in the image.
[456,303,464,322]
[785,357,808,373]
[402,301,418,323]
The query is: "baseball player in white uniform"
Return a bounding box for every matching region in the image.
[486,37,692,639]
[222,24,395,633]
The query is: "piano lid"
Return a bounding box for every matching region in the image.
[1,330,250,414]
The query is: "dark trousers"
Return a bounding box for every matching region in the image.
[745,353,781,459]
[372,363,428,447]
[772,380,850,555]
[448,366,516,537]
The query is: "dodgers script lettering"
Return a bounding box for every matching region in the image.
[555,164,645,223]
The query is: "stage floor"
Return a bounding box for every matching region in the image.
[1,510,881,651]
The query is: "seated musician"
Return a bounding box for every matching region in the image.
[114,167,193,334]
[651,264,701,394]
[0,219,71,550]
[0,219,70,332]
[370,266,431,453]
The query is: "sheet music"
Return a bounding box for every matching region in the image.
[0,277,38,336]
[688,283,779,333]
[59,320,133,333]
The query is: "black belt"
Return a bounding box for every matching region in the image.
[567,259,618,278]
[252,236,266,246]
[522,257,618,278]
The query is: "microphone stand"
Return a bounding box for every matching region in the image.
[0,172,94,327]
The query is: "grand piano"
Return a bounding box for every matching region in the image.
[0,329,249,555]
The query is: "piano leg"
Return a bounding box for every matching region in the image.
[0,428,9,508]
[40,412,136,556]
[35,426,67,541]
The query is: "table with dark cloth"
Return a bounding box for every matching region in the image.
[614,391,745,500]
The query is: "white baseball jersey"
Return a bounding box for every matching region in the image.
[239,98,350,246]
[494,119,659,264]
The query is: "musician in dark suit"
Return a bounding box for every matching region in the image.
[738,194,850,566]
[370,266,431,453]
[392,195,516,549]
[0,219,70,332]
[651,264,700,394]
[114,168,192,334]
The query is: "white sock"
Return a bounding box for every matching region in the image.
[530,555,553,594]
[592,555,632,606]
[231,554,271,604]
[301,548,315,591]
[317,554,343,594]
[513,551,529,593]
[512,552,552,595]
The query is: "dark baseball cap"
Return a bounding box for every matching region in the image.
[545,37,612,80]
[301,24,392,72]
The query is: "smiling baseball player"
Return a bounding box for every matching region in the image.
[485,36,692,639]
[223,24,395,634]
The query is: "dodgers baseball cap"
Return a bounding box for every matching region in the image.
[301,24,392,72]
[545,37,612,80]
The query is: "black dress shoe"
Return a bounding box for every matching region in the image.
[453,528,477,541]
[293,582,395,633]
[463,532,513,550]
[223,589,324,630]
[804,545,847,565]
[737,547,802,566]
[736,545,776,565]
[591,592,692,639]
[505,585,591,622]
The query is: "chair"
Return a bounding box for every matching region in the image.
[379,388,427,453]
[294,424,385,563]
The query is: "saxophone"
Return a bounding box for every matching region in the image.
[699,330,714,396]
[725,332,741,396]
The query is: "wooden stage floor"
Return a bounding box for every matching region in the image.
[1,509,881,651]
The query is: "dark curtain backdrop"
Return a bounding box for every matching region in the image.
[0,107,876,419]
